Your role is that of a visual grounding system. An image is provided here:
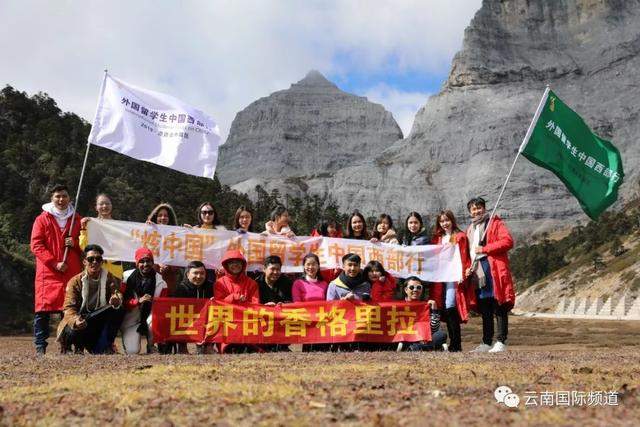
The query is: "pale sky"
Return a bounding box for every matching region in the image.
[0,0,482,139]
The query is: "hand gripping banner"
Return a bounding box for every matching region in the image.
[152,299,431,344]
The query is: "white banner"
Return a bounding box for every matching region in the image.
[88,73,221,178]
[88,219,462,282]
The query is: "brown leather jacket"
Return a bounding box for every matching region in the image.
[56,269,122,340]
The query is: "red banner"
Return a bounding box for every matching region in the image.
[152,298,431,344]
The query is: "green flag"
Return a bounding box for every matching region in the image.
[520,88,624,220]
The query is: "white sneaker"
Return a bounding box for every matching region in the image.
[442,343,449,352]
[470,343,492,353]
[489,341,507,353]
[396,342,403,352]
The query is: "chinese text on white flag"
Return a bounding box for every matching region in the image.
[88,219,463,282]
[88,73,220,178]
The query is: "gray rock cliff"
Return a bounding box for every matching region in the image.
[217,70,403,194]
[219,0,640,236]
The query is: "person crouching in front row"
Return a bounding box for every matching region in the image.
[174,260,214,354]
[56,244,124,354]
[214,250,260,353]
[396,277,447,352]
[121,247,168,354]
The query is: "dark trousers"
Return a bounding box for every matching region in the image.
[406,330,448,351]
[60,308,124,354]
[442,307,462,352]
[34,311,61,351]
[477,297,509,345]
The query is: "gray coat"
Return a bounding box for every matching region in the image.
[326,276,371,300]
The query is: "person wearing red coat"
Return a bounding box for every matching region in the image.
[465,197,515,353]
[429,210,473,352]
[30,184,83,354]
[214,250,259,304]
[363,261,397,302]
[214,250,259,353]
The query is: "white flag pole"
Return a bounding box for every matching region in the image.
[63,69,108,263]
[469,86,550,270]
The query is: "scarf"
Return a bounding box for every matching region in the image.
[126,269,156,334]
[42,202,74,230]
[467,212,490,289]
[338,271,364,290]
[80,269,108,314]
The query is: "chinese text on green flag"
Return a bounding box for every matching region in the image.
[521,89,624,219]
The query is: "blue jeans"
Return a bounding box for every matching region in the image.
[406,330,448,351]
[33,312,51,350]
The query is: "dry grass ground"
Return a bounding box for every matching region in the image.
[1,316,639,426]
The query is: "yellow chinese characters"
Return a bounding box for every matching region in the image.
[279,308,312,337]
[165,304,200,336]
[387,305,418,336]
[205,305,237,337]
[355,305,384,335]
[315,306,348,337]
[243,308,275,337]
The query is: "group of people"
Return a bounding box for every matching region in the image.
[30,184,515,355]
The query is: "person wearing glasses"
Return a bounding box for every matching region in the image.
[188,202,227,230]
[121,247,168,354]
[396,277,447,352]
[56,244,124,354]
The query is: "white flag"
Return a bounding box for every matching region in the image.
[88,73,220,178]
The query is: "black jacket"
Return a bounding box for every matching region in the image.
[175,279,214,299]
[256,273,293,304]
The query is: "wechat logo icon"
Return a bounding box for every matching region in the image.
[495,386,520,408]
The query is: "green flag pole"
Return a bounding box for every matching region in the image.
[470,86,550,269]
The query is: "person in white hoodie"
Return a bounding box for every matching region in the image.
[30,184,83,355]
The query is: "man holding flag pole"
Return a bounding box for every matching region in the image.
[465,86,624,353]
[37,70,222,354]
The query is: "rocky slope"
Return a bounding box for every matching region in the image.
[218,0,640,236]
[217,70,403,195]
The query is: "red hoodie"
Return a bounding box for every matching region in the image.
[214,250,259,304]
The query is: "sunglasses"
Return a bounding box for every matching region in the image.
[407,285,423,291]
[201,210,215,215]
[86,256,103,264]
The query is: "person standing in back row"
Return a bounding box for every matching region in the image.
[465,197,515,353]
[30,184,83,355]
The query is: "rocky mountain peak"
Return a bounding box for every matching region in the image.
[218,0,640,238]
[292,70,338,90]
[216,71,403,192]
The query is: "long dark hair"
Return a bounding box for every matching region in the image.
[433,209,462,238]
[346,210,368,239]
[147,203,178,225]
[405,211,424,235]
[196,202,221,227]
[233,206,254,232]
[318,219,341,237]
[363,260,387,282]
[372,213,394,240]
